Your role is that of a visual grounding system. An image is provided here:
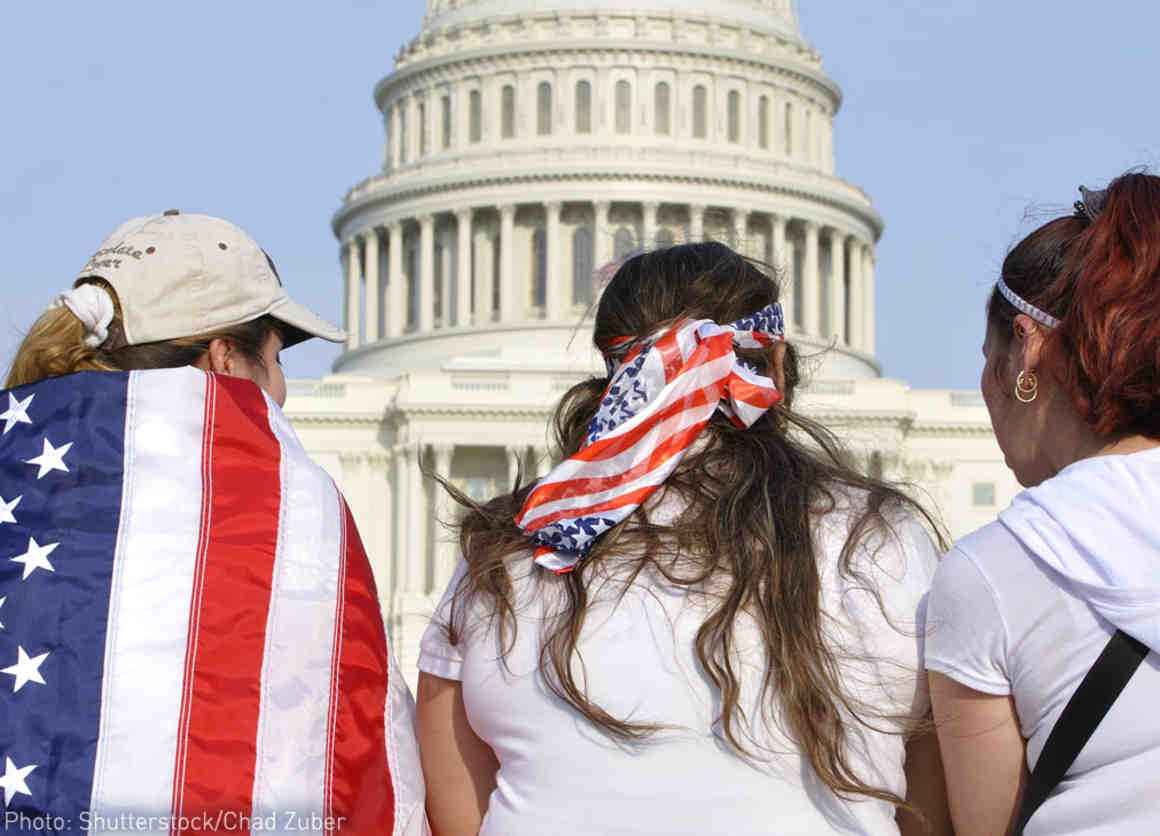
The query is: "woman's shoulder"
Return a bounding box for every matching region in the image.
[815,484,941,586]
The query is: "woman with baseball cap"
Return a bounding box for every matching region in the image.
[1,211,426,833]
[7,209,344,398]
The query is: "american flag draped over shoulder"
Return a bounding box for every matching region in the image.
[0,368,425,835]
[515,303,786,574]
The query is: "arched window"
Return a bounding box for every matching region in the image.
[727,90,741,143]
[656,227,675,247]
[575,80,592,134]
[613,227,636,260]
[441,95,452,149]
[418,99,428,156]
[654,82,671,135]
[784,102,793,156]
[531,228,547,310]
[758,96,770,149]
[469,90,482,143]
[572,226,594,306]
[537,82,553,136]
[615,80,632,134]
[398,106,408,163]
[501,85,516,139]
[693,85,708,139]
[468,90,482,142]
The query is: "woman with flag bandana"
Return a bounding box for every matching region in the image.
[417,242,952,835]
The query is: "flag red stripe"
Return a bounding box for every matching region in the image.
[329,502,394,833]
[518,419,711,508]
[173,375,282,834]
[170,373,217,827]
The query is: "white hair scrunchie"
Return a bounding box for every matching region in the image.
[53,284,116,348]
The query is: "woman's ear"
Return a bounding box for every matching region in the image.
[203,338,234,375]
[1012,313,1045,373]
[770,341,788,394]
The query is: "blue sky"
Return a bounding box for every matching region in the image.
[2,1,1157,389]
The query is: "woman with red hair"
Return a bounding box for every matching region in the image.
[927,172,1160,834]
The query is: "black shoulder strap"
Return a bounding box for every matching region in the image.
[1015,629,1150,834]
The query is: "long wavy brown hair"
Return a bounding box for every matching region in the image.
[437,241,942,809]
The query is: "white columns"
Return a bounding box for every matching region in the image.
[440,229,453,327]
[431,444,457,591]
[643,202,660,250]
[770,215,791,324]
[386,222,405,338]
[345,238,361,351]
[406,442,427,595]
[595,201,612,268]
[829,231,846,342]
[733,210,748,255]
[393,445,411,592]
[690,204,706,242]
[848,238,864,349]
[545,201,564,320]
[364,230,380,343]
[499,204,517,321]
[802,221,820,336]
[419,214,436,332]
[456,209,473,327]
[864,246,877,354]
[506,446,522,490]
[475,225,494,323]
[533,444,552,479]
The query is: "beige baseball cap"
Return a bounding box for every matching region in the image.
[75,210,345,347]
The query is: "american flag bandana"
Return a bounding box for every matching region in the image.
[0,368,425,835]
[515,303,786,574]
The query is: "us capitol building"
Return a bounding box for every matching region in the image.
[285,0,1018,678]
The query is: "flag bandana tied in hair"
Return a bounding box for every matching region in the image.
[515,303,786,573]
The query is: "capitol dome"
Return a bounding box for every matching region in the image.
[292,0,1018,682]
[332,0,882,381]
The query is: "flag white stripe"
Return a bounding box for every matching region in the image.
[89,368,208,829]
[250,400,343,831]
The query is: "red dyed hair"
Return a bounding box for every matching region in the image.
[989,172,1160,438]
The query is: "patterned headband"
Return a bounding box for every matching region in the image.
[515,303,786,573]
[996,278,1060,329]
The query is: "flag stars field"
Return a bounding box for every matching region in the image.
[0,756,36,808]
[10,538,58,581]
[1,646,49,693]
[24,439,71,480]
[0,394,33,436]
[0,495,20,526]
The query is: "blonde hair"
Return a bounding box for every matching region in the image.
[6,278,281,389]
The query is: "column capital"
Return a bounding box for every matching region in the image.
[499,203,516,218]
[642,200,661,211]
[455,207,473,222]
[801,218,819,233]
[545,200,563,212]
[594,200,611,214]
[418,212,435,226]
[431,441,455,457]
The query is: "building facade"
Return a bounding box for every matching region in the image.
[285,0,1020,679]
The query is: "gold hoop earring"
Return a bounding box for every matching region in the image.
[1015,370,1039,403]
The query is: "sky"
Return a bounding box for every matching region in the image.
[2,1,1158,390]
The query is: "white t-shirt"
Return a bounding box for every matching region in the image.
[419,494,939,835]
[925,521,1160,835]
